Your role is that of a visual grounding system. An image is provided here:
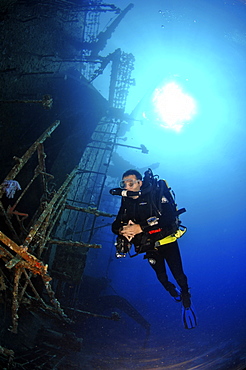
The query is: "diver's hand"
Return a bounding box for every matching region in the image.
[121,220,142,240]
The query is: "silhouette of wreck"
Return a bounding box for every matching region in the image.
[0,1,150,367]
[0,121,150,368]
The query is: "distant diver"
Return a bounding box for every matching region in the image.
[110,168,197,330]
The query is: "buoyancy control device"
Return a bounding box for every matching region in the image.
[143,168,186,224]
[110,168,187,257]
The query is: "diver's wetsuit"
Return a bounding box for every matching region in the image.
[145,241,188,295]
[111,189,190,298]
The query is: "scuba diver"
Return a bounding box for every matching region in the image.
[110,168,197,330]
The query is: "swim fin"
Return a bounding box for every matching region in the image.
[182,304,197,329]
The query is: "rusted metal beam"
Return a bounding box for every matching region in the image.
[11,267,22,333]
[0,120,81,334]
[42,278,71,323]
[0,201,21,243]
[37,143,49,195]
[6,165,40,214]
[19,269,41,303]
[0,95,53,109]
[0,231,51,281]
[66,307,120,321]
[48,239,101,249]
[0,245,15,266]
[22,168,77,249]
[38,168,78,251]
[0,345,14,359]
[34,213,51,259]
[0,120,60,197]
[65,204,116,217]
[0,244,70,330]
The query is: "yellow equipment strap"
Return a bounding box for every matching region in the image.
[155,227,187,247]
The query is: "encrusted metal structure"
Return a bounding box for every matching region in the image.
[0,1,140,367]
[81,2,134,86]
[0,121,115,366]
[0,122,69,332]
[51,116,121,305]
[81,3,136,109]
[108,49,135,110]
[0,0,135,117]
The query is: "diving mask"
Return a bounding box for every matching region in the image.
[119,179,140,189]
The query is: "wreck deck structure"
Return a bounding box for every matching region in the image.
[0,0,149,368]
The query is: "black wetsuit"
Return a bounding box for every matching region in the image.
[112,189,189,297]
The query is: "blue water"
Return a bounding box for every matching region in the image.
[82,0,246,369]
